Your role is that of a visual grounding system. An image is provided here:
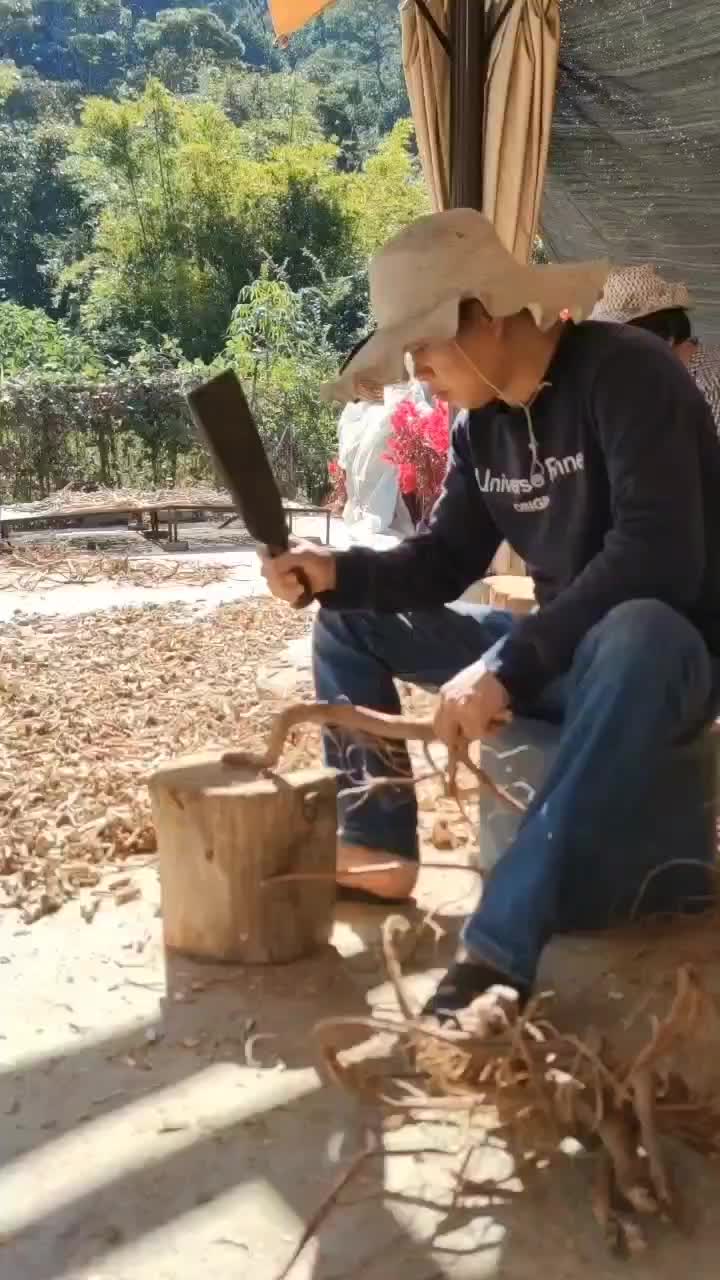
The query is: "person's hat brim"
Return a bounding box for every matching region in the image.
[322,259,609,404]
[322,298,460,403]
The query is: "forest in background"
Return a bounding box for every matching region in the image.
[0,0,428,501]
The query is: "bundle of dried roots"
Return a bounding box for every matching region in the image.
[315,919,720,1258]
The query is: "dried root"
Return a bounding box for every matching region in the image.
[272,1131,377,1280]
[222,701,525,815]
[591,1152,649,1257]
[381,915,417,1021]
[222,702,435,771]
[313,953,720,1255]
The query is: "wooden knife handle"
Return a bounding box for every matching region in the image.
[266,545,314,611]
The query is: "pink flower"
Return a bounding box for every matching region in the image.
[385,395,450,520]
[424,403,450,456]
[398,462,417,494]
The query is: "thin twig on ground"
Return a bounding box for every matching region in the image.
[272,1131,378,1280]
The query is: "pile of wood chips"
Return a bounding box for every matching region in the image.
[0,544,233,591]
[0,597,315,923]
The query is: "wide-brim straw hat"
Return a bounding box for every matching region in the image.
[591,263,691,324]
[323,209,609,403]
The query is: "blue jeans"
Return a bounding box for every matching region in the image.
[314,599,718,989]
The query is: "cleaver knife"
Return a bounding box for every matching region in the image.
[186,369,313,609]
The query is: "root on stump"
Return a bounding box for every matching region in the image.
[222,700,526,815]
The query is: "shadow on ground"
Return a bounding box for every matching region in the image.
[4,883,720,1280]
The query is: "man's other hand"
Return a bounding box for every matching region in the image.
[434,661,510,747]
[260,540,337,604]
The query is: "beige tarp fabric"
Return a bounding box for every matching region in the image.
[268,0,335,39]
[400,1,451,213]
[402,0,559,262]
[484,0,560,262]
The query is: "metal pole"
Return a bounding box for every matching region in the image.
[450,0,487,210]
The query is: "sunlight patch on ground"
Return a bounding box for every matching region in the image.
[2,1063,319,1237]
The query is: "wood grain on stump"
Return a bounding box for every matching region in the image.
[149,754,337,964]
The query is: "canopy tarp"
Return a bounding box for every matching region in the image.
[270,1,720,333]
[543,0,720,339]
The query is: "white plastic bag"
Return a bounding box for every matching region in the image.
[336,389,415,544]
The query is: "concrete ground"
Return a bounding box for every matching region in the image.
[5,863,720,1280]
[4,518,720,1278]
[0,513,351,623]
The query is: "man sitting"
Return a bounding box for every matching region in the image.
[263,210,720,1018]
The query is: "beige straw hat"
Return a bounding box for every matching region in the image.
[591,263,691,324]
[323,209,609,403]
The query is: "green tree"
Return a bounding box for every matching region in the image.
[344,118,429,256]
[0,0,134,91]
[315,70,383,170]
[213,0,279,69]
[0,300,100,373]
[133,7,246,91]
[0,0,36,68]
[224,262,341,499]
[290,0,407,151]
[59,81,359,360]
[208,68,321,155]
[68,0,134,92]
[0,119,85,310]
[0,0,423,507]
[0,60,80,122]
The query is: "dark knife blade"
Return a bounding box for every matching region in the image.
[186,369,313,608]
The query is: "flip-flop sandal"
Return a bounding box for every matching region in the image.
[422,960,528,1020]
[336,884,412,907]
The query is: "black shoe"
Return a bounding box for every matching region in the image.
[422,959,529,1022]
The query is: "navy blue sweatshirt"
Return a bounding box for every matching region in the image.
[320,322,720,703]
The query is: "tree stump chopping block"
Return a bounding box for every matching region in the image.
[149,754,337,964]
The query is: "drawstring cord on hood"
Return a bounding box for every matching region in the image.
[406,343,551,489]
[524,393,548,489]
[452,341,550,488]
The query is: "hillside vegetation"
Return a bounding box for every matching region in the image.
[0,0,428,500]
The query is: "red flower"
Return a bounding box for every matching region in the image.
[384,396,450,522]
[398,462,417,494]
